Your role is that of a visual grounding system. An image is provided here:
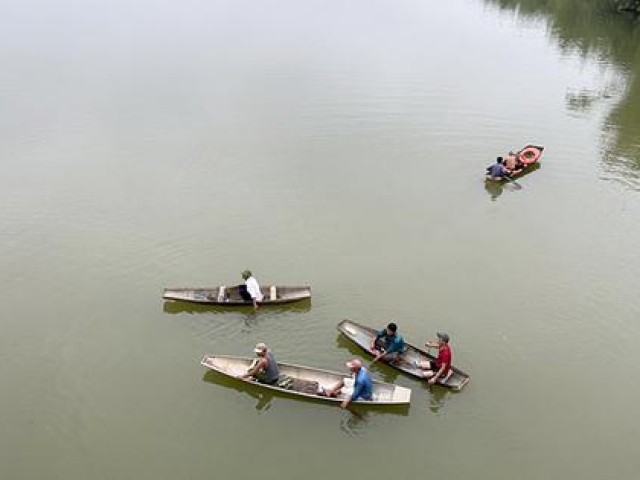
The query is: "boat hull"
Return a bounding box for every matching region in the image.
[163,285,311,305]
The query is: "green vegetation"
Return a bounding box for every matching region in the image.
[614,1,640,13]
[489,0,640,178]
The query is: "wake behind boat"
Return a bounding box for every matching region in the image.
[337,319,470,391]
[163,285,311,305]
[201,355,412,406]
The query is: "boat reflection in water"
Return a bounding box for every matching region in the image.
[203,370,275,412]
[484,179,505,201]
[424,383,453,414]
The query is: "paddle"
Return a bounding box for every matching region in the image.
[346,404,364,419]
[503,175,522,189]
[370,349,385,366]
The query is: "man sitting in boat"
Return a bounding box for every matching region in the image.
[370,322,405,365]
[239,342,279,385]
[322,359,373,409]
[238,269,263,311]
[486,157,510,180]
[504,151,524,176]
[415,332,452,385]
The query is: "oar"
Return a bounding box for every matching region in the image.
[370,350,385,366]
[345,403,365,419]
[503,175,522,189]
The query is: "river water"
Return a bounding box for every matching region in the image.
[2,0,640,479]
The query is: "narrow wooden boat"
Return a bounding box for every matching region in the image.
[163,285,311,305]
[337,319,471,391]
[486,144,544,181]
[201,354,412,406]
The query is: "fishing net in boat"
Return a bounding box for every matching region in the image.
[276,375,319,394]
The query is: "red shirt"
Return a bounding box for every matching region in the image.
[436,344,452,374]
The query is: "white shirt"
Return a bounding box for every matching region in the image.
[245,276,263,301]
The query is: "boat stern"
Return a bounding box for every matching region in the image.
[163,289,191,301]
[392,385,412,404]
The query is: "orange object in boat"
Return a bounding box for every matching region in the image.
[519,146,543,165]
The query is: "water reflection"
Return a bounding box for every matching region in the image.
[424,384,454,414]
[370,365,402,384]
[338,404,412,437]
[487,0,640,183]
[203,371,275,412]
[484,179,505,201]
[335,332,366,354]
[338,405,412,436]
[603,102,640,187]
[565,87,617,116]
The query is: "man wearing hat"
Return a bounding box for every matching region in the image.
[240,343,279,385]
[416,332,453,385]
[238,270,263,312]
[322,358,373,409]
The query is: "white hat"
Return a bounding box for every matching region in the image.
[254,342,267,354]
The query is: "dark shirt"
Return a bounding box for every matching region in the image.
[376,329,405,355]
[488,163,507,178]
[255,351,279,384]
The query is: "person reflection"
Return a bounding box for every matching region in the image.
[427,387,450,414]
[251,391,274,412]
[484,178,504,201]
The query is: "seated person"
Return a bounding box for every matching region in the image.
[322,359,373,409]
[415,332,453,385]
[504,152,523,175]
[239,343,279,385]
[370,322,405,365]
[238,269,264,311]
[486,157,509,180]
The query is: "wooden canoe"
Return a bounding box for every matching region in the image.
[163,285,311,305]
[201,354,412,406]
[337,319,471,391]
[486,144,544,181]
